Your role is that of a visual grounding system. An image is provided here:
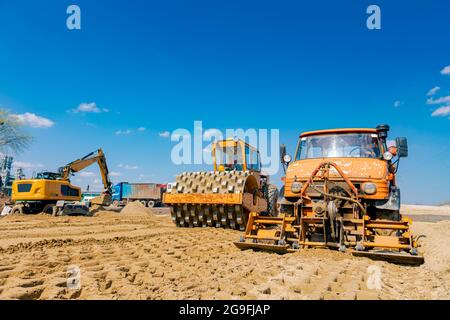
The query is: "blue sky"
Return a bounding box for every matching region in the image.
[0,0,449,204]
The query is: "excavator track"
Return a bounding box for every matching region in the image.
[165,171,266,230]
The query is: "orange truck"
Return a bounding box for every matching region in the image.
[235,125,423,265]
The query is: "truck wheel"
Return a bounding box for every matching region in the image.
[147,200,155,208]
[112,200,120,207]
[53,207,62,217]
[42,204,56,215]
[140,200,147,207]
[11,205,24,215]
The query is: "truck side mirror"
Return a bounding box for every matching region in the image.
[280,144,286,163]
[395,137,408,158]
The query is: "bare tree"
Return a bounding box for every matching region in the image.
[0,109,32,154]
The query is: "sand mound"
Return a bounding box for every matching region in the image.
[120,201,154,216]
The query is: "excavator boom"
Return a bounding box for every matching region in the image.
[60,149,112,193]
[60,149,112,206]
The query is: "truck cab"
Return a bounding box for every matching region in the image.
[281,124,408,218]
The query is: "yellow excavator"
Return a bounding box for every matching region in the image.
[10,149,112,216]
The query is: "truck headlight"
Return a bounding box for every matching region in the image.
[283,154,292,163]
[383,151,393,161]
[291,181,302,193]
[362,182,377,195]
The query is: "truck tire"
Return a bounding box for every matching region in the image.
[112,200,120,207]
[140,200,147,207]
[267,184,279,216]
[42,204,56,215]
[11,205,24,215]
[147,200,155,208]
[53,207,62,217]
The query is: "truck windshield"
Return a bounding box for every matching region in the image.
[296,133,382,160]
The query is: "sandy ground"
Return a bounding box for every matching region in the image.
[0,203,449,300]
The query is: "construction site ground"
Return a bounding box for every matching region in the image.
[0,202,449,300]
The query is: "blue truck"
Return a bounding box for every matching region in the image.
[111,182,166,207]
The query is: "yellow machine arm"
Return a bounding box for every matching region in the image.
[60,149,112,193]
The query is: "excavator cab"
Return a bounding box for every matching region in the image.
[35,171,62,180]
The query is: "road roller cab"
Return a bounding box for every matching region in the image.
[213,138,261,173]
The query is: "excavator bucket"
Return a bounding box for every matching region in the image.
[91,194,112,206]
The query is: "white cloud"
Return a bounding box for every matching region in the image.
[393,100,402,108]
[118,163,139,170]
[70,102,109,114]
[137,127,146,132]
[13,161,44,169]
[79,171,95,177]
[115,129,133,135]
[440,65,450,75]
[109,171,121,177]
[426,95,450,105]
[159,131,170,138]
[427,86,440,96]
[431,105,450,117]
[10,112,54,128]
